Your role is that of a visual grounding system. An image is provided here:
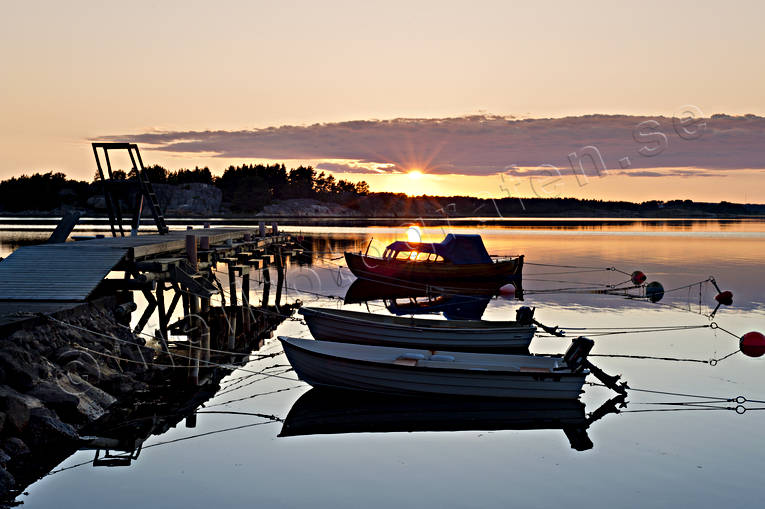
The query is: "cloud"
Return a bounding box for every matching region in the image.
[97,113,765,177]
[314,162,397,174]
[611,169,727,178]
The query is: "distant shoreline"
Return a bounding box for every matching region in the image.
[2,213,764,229]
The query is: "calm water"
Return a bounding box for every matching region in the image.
[5,219,765,508]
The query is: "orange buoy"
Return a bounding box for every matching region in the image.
[499,284,516,298]
[740,332,765,358]
[631,271,647,285]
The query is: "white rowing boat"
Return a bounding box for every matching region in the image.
[298,306,536,351]
[279,336,591,399]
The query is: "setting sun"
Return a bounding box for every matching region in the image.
[407,170,424,179]
[406,225,422,243]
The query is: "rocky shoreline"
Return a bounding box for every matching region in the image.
[0,296,151,498]
[0,296,293,504]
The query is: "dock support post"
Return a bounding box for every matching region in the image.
[275,247,284,312]
[227,263,238,349]
[259,221,266,237]
[188,295,200,386]
[181,287,190,317]
[261,267,271,308]
[242,269,250,334]
[156,285,170,352]
[186,234,198,271]
[227,265,238,308]
[134,288,157,336]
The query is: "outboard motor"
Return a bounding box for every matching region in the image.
[562,336,595,373]
[515,306,535,325]
[563,336,629,395]
[517,306,565,336]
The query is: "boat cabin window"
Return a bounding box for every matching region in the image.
[383,248,444,262]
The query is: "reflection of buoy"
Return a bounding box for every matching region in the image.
[631,271,647,285]
[740,332,765,358]
[715,291,733,306]
[645,281,664,303]
[499,284,516,299]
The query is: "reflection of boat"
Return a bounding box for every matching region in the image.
[344,234,523,286]
[299,306,535,351]
[384,294,492,320]
[279,336,592,399]
[279,388,599,450]
[344,278,500,320]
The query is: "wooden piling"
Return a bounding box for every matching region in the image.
[156,285,169,352]
[188,294,200,386]
[275,246,284,311]
[227,263,238,349]
[261,267,271,308]
[185,234,198,271]
[242,270,251,333]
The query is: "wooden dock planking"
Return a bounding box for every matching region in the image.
[70,228,277,259]
[0,228,288,302]
[0,245,129,301]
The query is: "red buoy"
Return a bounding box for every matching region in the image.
[715,291,733,306]
[740,331,765,358]
[631,271,647,285]
[499,284,516,299]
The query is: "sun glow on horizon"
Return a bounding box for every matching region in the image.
[406,225,422,243]
[407,170,424,179]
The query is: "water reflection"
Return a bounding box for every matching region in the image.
[344,279,498,320]
[280,389,626,452]
[9,220,765,509]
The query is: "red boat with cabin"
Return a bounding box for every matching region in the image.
[344,234,523,288]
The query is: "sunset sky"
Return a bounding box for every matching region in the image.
[1,0,764,202]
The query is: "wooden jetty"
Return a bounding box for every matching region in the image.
[0,142,308,376]
[0,227,291,301]
[0,224,303,382]
[0,142,306,395]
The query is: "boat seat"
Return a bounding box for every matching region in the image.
[415,359,519,371]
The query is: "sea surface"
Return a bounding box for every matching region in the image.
[3,218,765,508]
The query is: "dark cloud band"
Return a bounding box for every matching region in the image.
[97,114,765,176]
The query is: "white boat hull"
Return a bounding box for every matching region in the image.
[299,307,536,351]
[280,337,587,400]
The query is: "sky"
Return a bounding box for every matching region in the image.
[1,0,764,202]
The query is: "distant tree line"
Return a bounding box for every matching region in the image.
[0,172,90,212]
[0,167,762,216]
[0,164,370,213]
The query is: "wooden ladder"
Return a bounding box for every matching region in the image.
[92,142,169,236]
[133,150,169,235]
